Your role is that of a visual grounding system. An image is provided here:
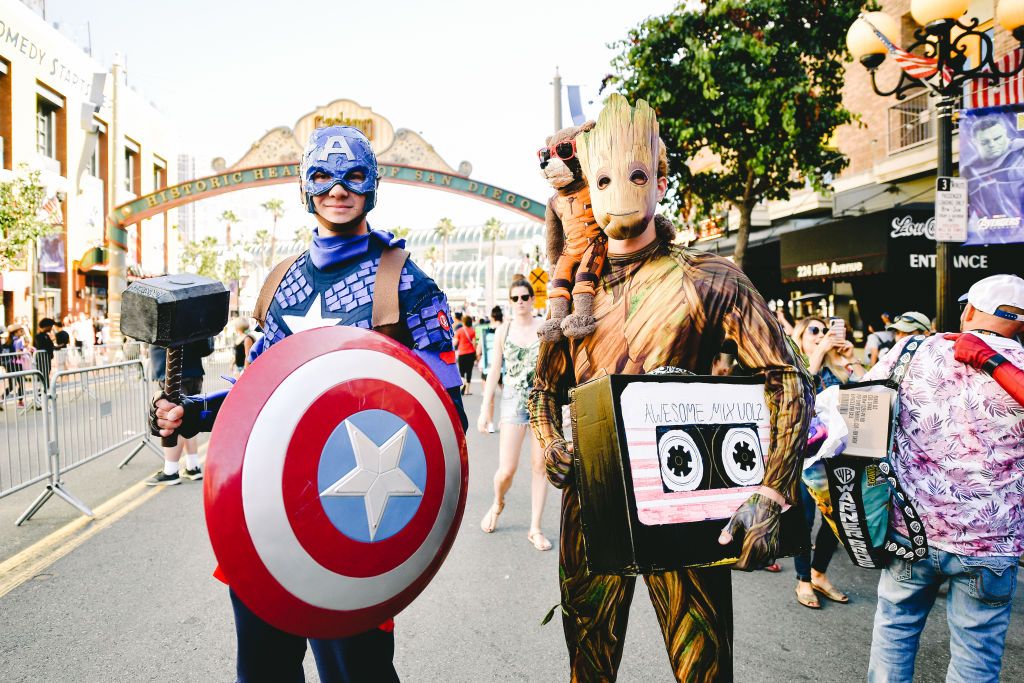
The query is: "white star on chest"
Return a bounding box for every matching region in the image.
[281,294,342,334]
[320,421,423,541]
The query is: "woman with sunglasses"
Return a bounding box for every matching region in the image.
[789,317,860,609]
[477,278,552,550]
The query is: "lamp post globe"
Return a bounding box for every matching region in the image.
[998,0,1024,41]
[847,12,900,68]
[910,0,969,26]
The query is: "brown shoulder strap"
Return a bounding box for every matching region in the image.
[253,254,301,328]
[371,247,410,329]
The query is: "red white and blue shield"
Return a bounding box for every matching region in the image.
[205,326,467,638]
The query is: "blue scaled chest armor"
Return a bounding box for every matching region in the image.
[253,231,461,390]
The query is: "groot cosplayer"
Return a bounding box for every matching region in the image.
[529,95,813,682]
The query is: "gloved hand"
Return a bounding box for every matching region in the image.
[150,393,203,439]
[944,333,1000,370]
[717,492,783,571]
[544,438,574,489]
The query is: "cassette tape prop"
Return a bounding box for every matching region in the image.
[569,373,807,574]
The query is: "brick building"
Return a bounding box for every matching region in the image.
[0,0,178,327]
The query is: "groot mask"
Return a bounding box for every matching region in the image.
[576,94,660,240]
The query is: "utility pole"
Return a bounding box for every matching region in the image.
[107,53,124,344]
[553,68,562,133]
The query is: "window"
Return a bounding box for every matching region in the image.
[124,138,140,194]
[152,156,167,191]
[36,98,56,158]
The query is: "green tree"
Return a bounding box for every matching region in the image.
[433,217,457,289]
[180,236,220,279]
[610,0,860,268]
[250,228,272,268]
[219,209,240,249]
[293,226,313,250]
[483,217,506,306]
[0,167,56,271]
[261,198,286,267]
[390,225,411,240]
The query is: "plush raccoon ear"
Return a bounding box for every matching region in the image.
[578,120,596,134]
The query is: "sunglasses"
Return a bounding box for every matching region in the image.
[806,325,825,336]
[510,294,533,303]
[536,139,577,164]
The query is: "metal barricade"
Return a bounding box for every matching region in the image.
[202,345,236,393]
[52,341,142,372]
[14,360,162,525]
[0,370,51,502]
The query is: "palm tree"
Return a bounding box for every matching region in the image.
[423,245,441,278]
[250,228,272,269]
[391,225,411,240]
[483,217,506,307]
[261,198,286,267]
[433,217,457,289]
[218,209,239,249]
[293,226,313,250]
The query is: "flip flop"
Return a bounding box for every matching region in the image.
[480,502,504,533]
[796,584,820,609]
[811,582,850,603]
[762,563,782,573]
[528,530,552,551]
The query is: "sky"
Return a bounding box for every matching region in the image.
[45,0,678,239]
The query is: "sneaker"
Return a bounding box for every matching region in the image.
[182,465,203,481]
[145,470,181,486]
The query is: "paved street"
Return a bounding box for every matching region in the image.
[0,389,1022,682]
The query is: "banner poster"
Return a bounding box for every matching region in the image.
[38,234,65,273]
[960,103,1024,245]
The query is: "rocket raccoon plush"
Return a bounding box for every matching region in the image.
[536,121,606,341]
[537,123,677,341]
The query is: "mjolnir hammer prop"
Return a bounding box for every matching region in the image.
[120,274,229,446]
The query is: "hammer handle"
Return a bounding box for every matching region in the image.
[162,346,183,448]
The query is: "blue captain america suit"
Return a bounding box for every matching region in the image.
[253,227,463,394]
[153,125,467,683]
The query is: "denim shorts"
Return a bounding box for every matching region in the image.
[500,386,529,425]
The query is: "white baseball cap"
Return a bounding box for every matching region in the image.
[886,311,931,333]
[959,274,1024,321]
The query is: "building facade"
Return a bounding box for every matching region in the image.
[0,0,178,327]
[694,0,1024,336]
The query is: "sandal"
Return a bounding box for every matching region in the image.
[811,581,849,603]
[796,583,820,609]
[528,530,552,551]
[480,501,504,533]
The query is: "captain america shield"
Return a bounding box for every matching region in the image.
[205,326,467,638]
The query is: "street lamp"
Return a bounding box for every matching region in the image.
[847,0,1024,331]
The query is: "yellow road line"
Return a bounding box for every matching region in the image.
[0,443,208,599]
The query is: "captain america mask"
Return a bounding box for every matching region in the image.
[300,126,379,214]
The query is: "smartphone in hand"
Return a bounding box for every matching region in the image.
[828,317,846,341]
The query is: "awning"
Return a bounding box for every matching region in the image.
[78,246,107,272]
[780,214,889,282]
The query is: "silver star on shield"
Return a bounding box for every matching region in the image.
[320,421,423,541]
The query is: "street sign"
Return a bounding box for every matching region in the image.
[529,267,548,310]
[935,176,968,242]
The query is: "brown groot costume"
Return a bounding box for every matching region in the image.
[528,95,812,683]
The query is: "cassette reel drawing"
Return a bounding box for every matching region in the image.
[654,423,765,493]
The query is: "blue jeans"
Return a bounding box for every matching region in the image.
[867,538,1018,683]
[793,481,838,582]
[230,589,399,683]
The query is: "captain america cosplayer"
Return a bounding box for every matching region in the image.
[153,125,466,683]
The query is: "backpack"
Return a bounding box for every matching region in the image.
[802,335,930,569]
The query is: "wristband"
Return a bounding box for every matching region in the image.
[982,353,1007,376]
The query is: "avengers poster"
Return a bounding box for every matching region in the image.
[961,103,1024,245]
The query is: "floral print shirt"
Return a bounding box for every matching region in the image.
[863,332,1024,556]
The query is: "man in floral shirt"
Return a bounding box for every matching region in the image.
[862,274,1024,683]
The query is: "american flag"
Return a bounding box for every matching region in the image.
[968,48,1024,108]
[40,196,63,226]
[864,17,954,87]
